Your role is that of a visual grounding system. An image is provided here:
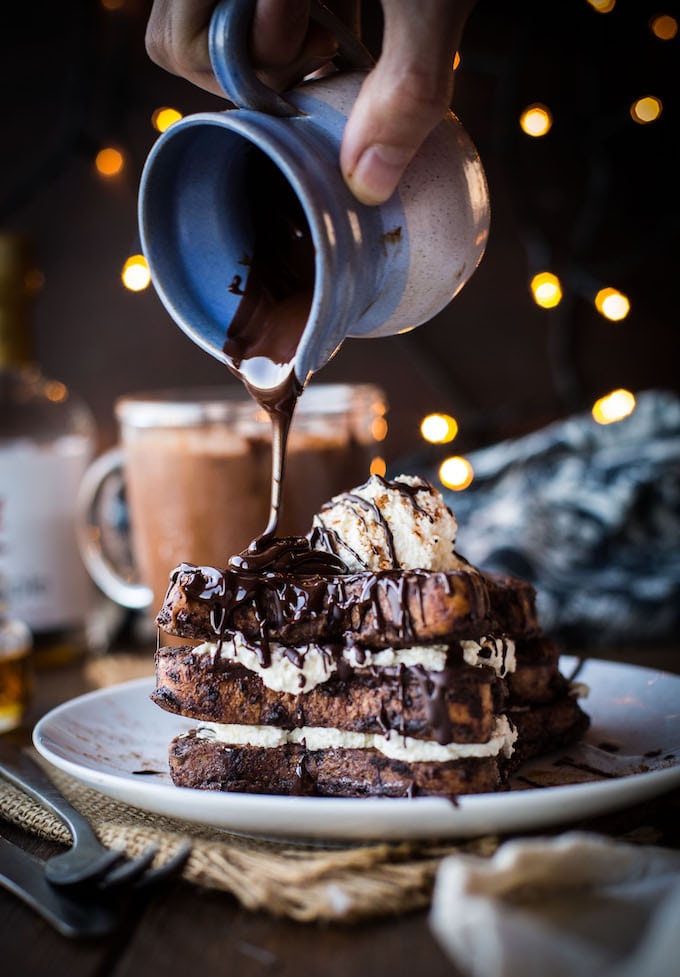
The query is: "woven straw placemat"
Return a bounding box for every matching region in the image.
[0,654,501,922]
[0,756,500,922]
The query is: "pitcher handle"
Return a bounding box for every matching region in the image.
[209,0,374,116]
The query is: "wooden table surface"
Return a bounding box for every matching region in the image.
[2,645,679,977]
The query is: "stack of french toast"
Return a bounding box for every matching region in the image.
[152,475,588,798]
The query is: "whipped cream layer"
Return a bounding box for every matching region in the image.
[195,715,518,763]
[193,634,516,694]
[461,637,516,678]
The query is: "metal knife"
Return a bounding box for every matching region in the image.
[0,836,119,939]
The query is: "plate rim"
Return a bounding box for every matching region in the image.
[32,657,680,841]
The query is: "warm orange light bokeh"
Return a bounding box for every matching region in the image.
[520,104,553,137]
[121,255,151,292]
[95,147,124,177]
[530,272,563,309]
[152,107,184,133]
[650,14,678,39]
[439,456,474,491]
[630,96,663,124]
[420,414,459,444]
[592,389,636,424]
[595,287,630,321]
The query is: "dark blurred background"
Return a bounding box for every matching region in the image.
[2,0,678,461]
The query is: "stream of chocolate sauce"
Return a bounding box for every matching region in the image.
[221,146,316,561]
[216,147,448,581]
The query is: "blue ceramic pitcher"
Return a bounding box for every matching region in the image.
[138,0,490,387]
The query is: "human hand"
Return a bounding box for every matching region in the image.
[145,0,475,205]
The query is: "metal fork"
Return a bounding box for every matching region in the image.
[0,751,190,889]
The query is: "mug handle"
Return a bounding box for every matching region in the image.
[208,0,374,116]
[75,448,153,611]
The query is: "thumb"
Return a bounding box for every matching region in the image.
[340,0,474,206]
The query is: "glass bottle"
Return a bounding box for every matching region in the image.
[0,585,32,732]
[0,232,96,666]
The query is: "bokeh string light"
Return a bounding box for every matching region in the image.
[594,287,630,321]
[530,272,563,309]
[587,0,616,12]
[420,414,459,444]
[439,456,474,491]
[152,107,184,133]
[44,380,68,404]
[630,95,663,124]
[591,388,636,424]
[371,416,389,442]
[95,147,125,177]
[650,14,678,39]
[121,254,151,292]
[520,104,553,138]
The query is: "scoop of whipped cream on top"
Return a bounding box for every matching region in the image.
[309,473,470,572]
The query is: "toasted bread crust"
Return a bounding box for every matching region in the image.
[483,574,538,638]
[165,692,589,797]
[508,637,569,704]
[509,695,590,766]
[168,730,503,797]
[153,644,505,743]
[156,565,539,648]
[154,557,588,799]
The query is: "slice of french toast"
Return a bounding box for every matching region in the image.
[156,563,539,648]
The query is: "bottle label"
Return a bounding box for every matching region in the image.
[0,437,93,631]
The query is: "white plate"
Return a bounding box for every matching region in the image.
[33,657,680,842]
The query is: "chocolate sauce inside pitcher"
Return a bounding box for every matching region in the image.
[223,146,315,382]
[222,146,316,559]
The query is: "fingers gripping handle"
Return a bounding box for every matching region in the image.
[208,0,373,115]
[209,0,297,115]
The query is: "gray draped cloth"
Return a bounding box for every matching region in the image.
[426,390,680,649]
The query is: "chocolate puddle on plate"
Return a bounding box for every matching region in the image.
[512,740,678,791]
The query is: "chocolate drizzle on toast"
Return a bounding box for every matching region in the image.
[152,521,590,799]
[164,557,497,660]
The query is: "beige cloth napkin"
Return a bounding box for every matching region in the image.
[430,831,680,977]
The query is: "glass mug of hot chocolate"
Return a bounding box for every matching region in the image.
[76,384,387,616]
